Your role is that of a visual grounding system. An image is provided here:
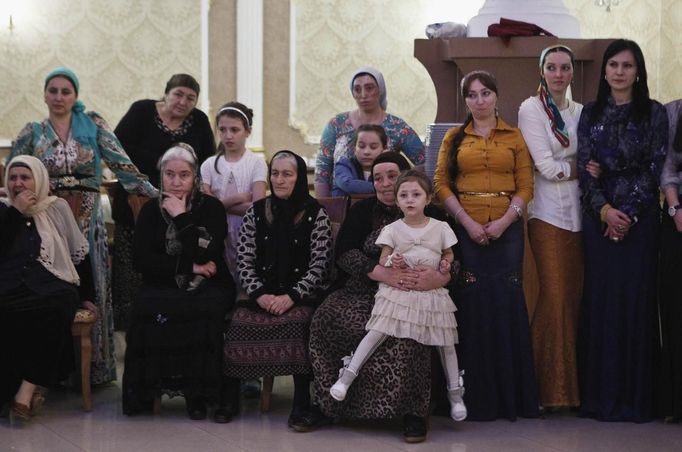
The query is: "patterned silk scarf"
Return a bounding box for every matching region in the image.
[538,78,570,148]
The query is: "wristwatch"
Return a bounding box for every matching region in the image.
[668,204,681,217]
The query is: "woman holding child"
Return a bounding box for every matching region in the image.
[300,152,451,443]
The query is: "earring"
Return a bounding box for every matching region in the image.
[636,76,640,83]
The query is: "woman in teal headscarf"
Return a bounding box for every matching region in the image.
[11,67,158,384]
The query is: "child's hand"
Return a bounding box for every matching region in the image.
[391,253,408,269]
[439,258,451,275]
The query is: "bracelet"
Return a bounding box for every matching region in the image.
[509,203,523,218]
[600,203,612,223]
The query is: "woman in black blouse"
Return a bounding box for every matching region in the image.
[121,144,235,422]
[1,156,95,421]
[300,152,451,443]
[223,150,332,426]
[112,74,215,330]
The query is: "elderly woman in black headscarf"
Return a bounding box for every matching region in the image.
[122,143,235,422]
[1,155,94,421]
[223,150,333,426]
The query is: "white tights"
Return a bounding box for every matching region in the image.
[344,330,461,390]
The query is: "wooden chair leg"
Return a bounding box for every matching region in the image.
[260,376,274,413]
[80,325,93,412]
[153,396,162,415]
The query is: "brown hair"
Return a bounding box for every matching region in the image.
[355,124,388,148]
[394,168,433,197]
[447,70,499,188]
[215,101,253,130]
[164,74,200,96]
[212,101,254,174]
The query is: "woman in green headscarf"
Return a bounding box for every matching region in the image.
[11,67,158,385]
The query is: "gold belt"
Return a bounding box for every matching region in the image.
[460,191,512,198]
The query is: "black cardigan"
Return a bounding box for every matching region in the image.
[0,203,94,301]
[112,99,216,226]
[133,194,234,293]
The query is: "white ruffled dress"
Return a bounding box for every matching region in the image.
[366,218,458,346]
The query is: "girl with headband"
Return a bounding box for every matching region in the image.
[200,102,267,291]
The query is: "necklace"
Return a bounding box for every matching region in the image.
[403,216,429,228]
[473,125,491,138]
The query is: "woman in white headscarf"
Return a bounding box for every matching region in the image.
[122,144,235,423]
[0,155,94,421]
[314,66,425,197]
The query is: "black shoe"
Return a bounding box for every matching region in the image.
[122,396,153,416]
[241,379,261,399]
[290,406,332,432]
[403,414,427,443]
[186,398,207,420]
[213,405,233,424]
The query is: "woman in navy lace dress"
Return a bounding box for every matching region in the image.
[576,39,668,422]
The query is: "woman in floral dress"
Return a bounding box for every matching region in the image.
[11,67,157,384]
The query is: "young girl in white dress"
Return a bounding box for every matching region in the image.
[200,102,267,290]
[330,169,467,421]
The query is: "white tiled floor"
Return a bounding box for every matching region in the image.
[2,335,682,452]
[3,377,682,452]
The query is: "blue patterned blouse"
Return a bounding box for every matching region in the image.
[577,97,668,220]
[11,112,157,197]
[314,112,424,187]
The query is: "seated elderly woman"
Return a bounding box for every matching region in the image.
[122,144,235,422]
[223,150,332,426]
[297,152,452,443]
[0,156,95,421]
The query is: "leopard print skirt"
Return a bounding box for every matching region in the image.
[310,282,431,419]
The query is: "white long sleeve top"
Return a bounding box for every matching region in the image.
[518,96,583,232]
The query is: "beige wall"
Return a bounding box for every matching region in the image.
[565,0,682,104]
[263,0,316,158]
[1,0,679,164]
[208,0,236,116]
[206,0,315,159]
[0,0,202,142]
[657,0,682,104]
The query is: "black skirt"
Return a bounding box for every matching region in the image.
[578,211,658,422]
[122,282,232,413]
[0,284,78,405]
[454,220,539,421]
